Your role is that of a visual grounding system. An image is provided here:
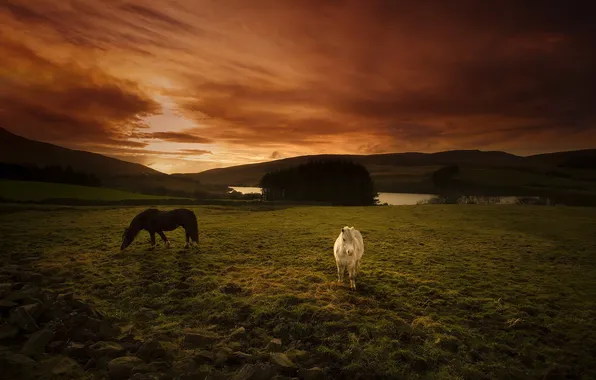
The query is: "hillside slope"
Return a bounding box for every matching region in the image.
[0,127,161,177]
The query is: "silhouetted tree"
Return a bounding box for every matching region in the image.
[259,160,378,205]
[432,165,460,189]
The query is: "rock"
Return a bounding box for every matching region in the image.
[85,317,101,332]
[266,338,282,353]
[230,327,246,339]
[99,320,119,340]
[232,351,255,363]
[135,307,159,321]
[0,299,17,311]
[65,342,88,359]
[3,352,37,366]
[270,353,297,373]
[136,339,172,362]
[0,283,13,298]
[21,329,54,356]
[183,332,220,348]
[108,356,145,380]
[47,355,82,376]
[67,327,94,342]
[172,357,197,374]
[193,350,215,364]
[298,367,324,380]
[9,305,39,332]
[88,341,125,358]
[214,346,233,366]
[231,364,277,380]
[0,323,19,340]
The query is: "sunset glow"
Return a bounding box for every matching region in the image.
[1,0,594,173]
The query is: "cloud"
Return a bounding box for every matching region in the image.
[1,0,596,174]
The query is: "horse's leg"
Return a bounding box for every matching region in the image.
[149,232,156,249]
[157,231,170,248]
[336,260,341,283]
[348,264,356,290]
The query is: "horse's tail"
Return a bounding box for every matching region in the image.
[187,211,200,243]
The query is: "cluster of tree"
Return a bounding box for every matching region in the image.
[431,164,460,189]
[259,160,378,205]
[0,162,102,187]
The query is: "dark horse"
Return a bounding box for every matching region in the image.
[120,208,199,250]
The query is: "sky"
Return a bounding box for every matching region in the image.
[1,0,595,173]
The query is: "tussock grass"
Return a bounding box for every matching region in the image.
[1,204,595,379]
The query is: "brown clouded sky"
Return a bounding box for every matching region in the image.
[1,0,595,173]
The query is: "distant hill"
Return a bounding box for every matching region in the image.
[0,127,161,177]
[181,149,596,194]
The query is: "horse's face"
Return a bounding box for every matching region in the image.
[121,228,133,250]
[341,226,355,256]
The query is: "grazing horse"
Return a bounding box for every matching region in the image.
[333,226,364,290]
[120,208,199,250]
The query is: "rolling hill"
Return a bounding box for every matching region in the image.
[0,127,161,177]
[181,149,596,195]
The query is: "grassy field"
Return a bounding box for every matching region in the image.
[0,180,189,202]
[1,204,595,379]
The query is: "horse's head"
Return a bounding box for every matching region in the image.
[120,228,134,250]
[341,226,355,256]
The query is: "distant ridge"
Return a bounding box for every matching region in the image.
[0,127,162,177]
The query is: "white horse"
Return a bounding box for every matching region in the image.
[333,226,364,290]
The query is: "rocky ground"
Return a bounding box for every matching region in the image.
[0,262,324,380]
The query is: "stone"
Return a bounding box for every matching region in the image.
[48,355,82,376]
[172,357,197,374]
[0,283,13,298]
[99,320,119,339]
[136,339,171,362]
[230,326,246,339]
[266,338,282,353]
[232,351,255,363]
[270,353,297,372]
[65,342,88,359]
[9,305,39,332]
[231,364,277,380]
[108,356,145,380]
[85,317,101,332]
[135,307,159,321]
[0,299,17,311]
[21,329,54,356]
[88,341,125,358]
[214,346,233,366]
[193,350,215,364]
[298,367,325,380]
[0,323,19,340]
[183,332,220,348]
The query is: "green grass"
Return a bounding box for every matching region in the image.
[0,180,188,202]
[1,204,595,379]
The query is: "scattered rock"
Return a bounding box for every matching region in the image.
[193,350,215,364]
[266,338,282,353]
[99,320,120,340]
[3,353,37,367]
[88,341,125,358]
[21,329,54,356]
[135,308,159,321]
[46,355,82,376]
[232,351,255,363]
[183,332,220,348]
[0,323,19,340]
[0,299,18,311]
[172,357,197,374]
[9,305,39,333]
[230,327,246,339]
[65,342,88,359]
[214,346,233,366]
[108,356,145,380]
[0,283,13,298]
[136,339,172,362]
[231,363,277,380]
[269,353,297,373]
[298,367,324,380]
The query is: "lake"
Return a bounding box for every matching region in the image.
[230,186,436,205]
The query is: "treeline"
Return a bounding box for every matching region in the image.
[259,160,378,205]
[0,162,102,187]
